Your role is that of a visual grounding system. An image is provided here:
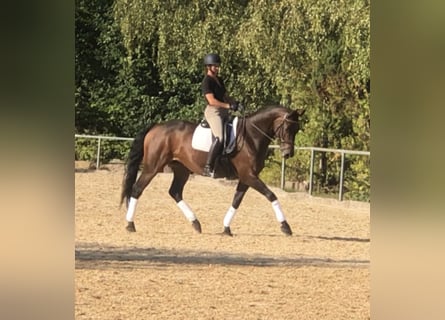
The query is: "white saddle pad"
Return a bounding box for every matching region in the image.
[191,117,238,152]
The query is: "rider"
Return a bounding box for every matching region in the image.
[201,53,239,177]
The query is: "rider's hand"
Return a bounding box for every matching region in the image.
[229,102,239,112]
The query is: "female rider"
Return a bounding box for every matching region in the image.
[201,53,239,177]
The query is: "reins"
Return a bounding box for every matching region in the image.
[250,113,296,143]
[250,122,275,142]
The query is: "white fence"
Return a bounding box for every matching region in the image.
[288,147,370,201]
[75,134,370,201]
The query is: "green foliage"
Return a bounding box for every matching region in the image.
[75,138,97,161]
[75,137,132,163]
[260,148,310,186]
[343,155,370,201]
[259,149,283,187]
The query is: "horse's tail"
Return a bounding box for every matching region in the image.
[120,125,154,207]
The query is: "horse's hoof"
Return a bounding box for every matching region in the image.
[222,226,233,237]
[192,219,202,233]
[126,221,136,232]
[280,221,292,236]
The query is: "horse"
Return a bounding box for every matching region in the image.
[120,105,305,236]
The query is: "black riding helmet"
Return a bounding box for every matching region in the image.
[203,53,221,66]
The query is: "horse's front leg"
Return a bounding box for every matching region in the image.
[222,182,249,236]
[242,175,293,236]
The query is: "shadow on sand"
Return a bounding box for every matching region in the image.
[75,242,369,270]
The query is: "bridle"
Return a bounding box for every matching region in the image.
[250,113,298,145]
[234,111,299,155]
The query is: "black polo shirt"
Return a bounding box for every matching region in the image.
[201,75,226,104]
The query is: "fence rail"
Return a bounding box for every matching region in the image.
[288,147,370,201]
[75,134,370,201]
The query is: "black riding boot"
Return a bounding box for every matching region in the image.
[203,138,222,178]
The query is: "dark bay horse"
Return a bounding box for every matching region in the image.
[121,105,305,236]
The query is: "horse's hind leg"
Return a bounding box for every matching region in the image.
[168,161,202,233]
[125,169,157,232]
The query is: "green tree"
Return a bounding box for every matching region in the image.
[76,0,168,137]
[76,0,370,199]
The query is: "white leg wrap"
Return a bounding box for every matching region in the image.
[126,197,138,222]
[223,206,237,227]
[271,200,286,222]
[177,200,197,222]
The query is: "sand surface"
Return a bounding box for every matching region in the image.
[75,163,370,319]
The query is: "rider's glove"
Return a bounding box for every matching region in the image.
[229,102,239,112]
[230,102,238,111]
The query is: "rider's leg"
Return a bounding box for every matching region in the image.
[203,106,226,177]
[203,137,222,177]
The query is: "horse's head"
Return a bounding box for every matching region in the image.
[274,108,305,159]
[246,105,305,158]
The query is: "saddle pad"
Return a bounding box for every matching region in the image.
[231,117,238,139]
[192,117,238,152]
[191,125,213,152]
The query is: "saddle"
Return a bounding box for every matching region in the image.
[191,116,239,155]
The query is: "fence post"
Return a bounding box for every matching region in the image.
[339,151,345,201]
[96,137,101,170]
[309,148,314,196]
[280,157,285,189]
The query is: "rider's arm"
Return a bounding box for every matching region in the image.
[205,93,230,109]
